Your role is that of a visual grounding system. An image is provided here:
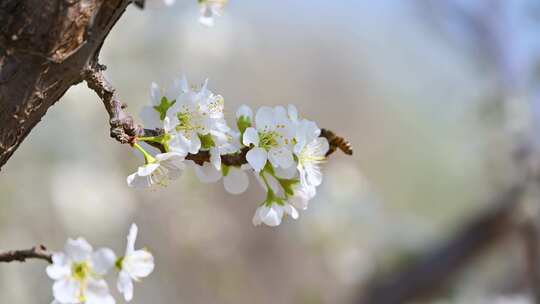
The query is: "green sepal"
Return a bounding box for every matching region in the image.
[237,116,252,136]
[263,189,285,207]
[153,96,176,121]
[262,162,275,176]
[277,178,299,197]
[115,257,124,270]
[198,133,215,150]
[222,164,231,177]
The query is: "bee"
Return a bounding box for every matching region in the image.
[320,129,353,157]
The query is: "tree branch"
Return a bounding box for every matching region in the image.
[0,245,52,264]
[83,64,144,144]
[83,63,352,165]
[0,0,136,170]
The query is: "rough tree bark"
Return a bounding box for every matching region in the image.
[0,0,135,170]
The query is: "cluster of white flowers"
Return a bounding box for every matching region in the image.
[47,224,154,304]
[164,0,227,27]
[130,75,330,227]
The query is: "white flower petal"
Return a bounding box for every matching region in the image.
[150,82,161,105]
[283,204,299,220]
[91,248,116,276]
[179,75,189,93]
[46,253,70,280]
[194,162,222,183]
[289,184,316,210]
[199,12,215,27]
[295,119,320,145]
[85,279,115,304]
[165,77,185,101]
[155,152,185,163]
[246,148,268,172]
[253,205,283,227]
[288,104,298,122]
[189,133,201,154]
[306,165,323,187]
[255,106,276,130]
[242,127,259,147]
[163,116,171,132]
[168,134,190,156]
[262,206,282,227]
[125,223,138,256]
[274,165,298,179]
[117,271,134,302]
[137,163,160,177]
[236,105,253,120]
[210,147,222,170]
[273,106,287,121]
[53,278,80,304]
[124,250,155,279]
[223,168,249,194]
[64,238,92,262]
[127,173,151,188]
[315,137,330,156]
[252,209,262,226]
[268,147,294,169]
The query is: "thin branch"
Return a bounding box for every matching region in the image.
[0,245,53,264]
[174,130,348,167]
[84,64,352,165]
[83,64,144,144]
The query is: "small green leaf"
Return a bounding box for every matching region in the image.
[153,96,176,121]
[278,178,299,197]
[237,116,252,135]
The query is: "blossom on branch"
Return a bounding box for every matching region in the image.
[130,74,349,227]
[46,224,154,304]
[116,224,155,302]
[47,238,116,304]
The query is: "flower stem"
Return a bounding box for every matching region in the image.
[137,136,162,143]
[133,143,156,164]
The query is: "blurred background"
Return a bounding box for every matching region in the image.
[2,0,540,303]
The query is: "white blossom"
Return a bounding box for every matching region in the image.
[294,120,328,188]
[251,170,300,227]
[193,162,250,195]
[117,224,155,302]
[223,165,250,194]
[127,152,185,188]
[199,0,227,27]
[166,79,229,156]
[132,74,337,226]
[288,183,316,210]
[252,202,299,227]
[140,76,189,129]
[46,238,116,304]
[243,106,295,172]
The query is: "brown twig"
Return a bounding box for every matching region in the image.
[173,130,346,167]
[84,64,145,144]
[83,64,351,165]
[0,245,53,264]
